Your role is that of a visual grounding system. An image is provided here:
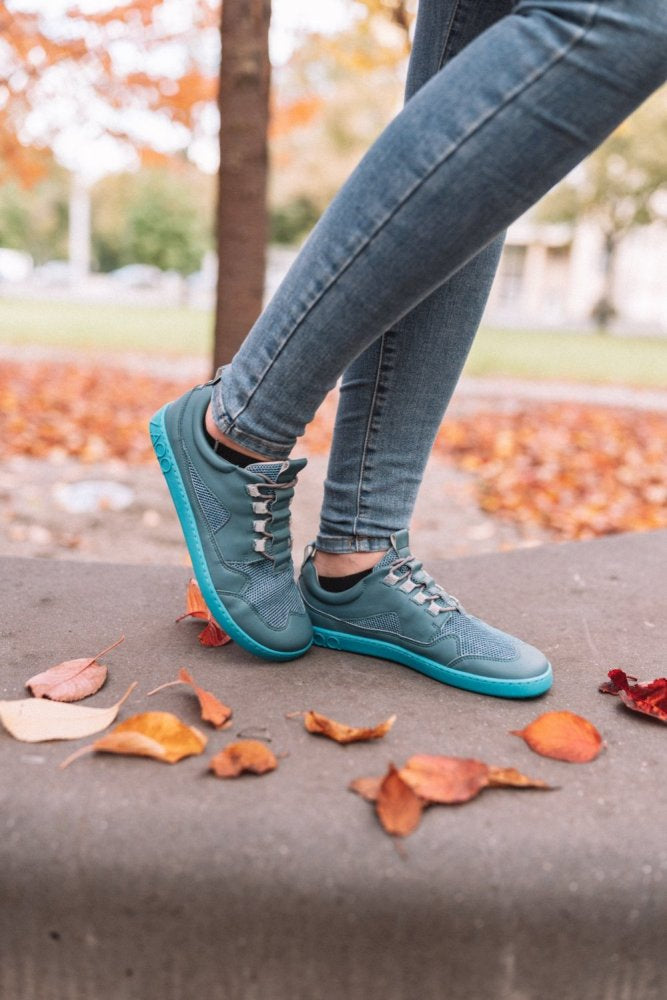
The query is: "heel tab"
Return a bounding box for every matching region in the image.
[301,542,316,569]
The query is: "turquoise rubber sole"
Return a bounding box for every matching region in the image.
[312,626,553,699]
[149,404,312,662]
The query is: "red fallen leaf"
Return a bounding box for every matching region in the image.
[600,668,667,724]
[147,668,232,728]
[399,755,490,804]
[512,711,603,762]
[598,668,637,695]
[25,635,124,702]
[209,740,277,778]
[375,764,424,837]
[176,578,231,647]
[198,619,231,647]
[302,709,396,744]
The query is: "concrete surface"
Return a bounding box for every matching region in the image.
[1,531,666,1000]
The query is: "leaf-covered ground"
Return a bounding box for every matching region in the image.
[1,359,665,544]
[436,404,667,539]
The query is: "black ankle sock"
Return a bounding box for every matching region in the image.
[204,425,258,469]
[318,567,373,592]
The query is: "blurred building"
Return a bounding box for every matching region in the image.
[485,217,667,334]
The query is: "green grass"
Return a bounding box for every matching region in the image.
[0,297,665,388]
[0,296,213,356]
[464,326,667,388]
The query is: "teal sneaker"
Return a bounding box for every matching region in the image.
[149,380,312,660]
[299,530,552,698]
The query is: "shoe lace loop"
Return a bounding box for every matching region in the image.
[383,555,462,616]
[246,477,297,568]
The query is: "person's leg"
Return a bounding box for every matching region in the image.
[315,0,512,577]
[211,0,665,465]
[156,0,666,672]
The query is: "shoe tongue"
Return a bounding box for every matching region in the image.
[390,528,411,558]
[372,529,412,573]
[246,456,307,483]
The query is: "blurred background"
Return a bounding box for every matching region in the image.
[0,0,665,566]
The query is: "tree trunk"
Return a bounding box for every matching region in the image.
[213,0,272,375]
[591,230,618,334]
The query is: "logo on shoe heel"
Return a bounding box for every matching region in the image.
[150,430,172,473]
[314,633,341,650]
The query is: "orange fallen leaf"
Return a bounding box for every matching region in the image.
[176,578,231,647]
[511,711,603,762]
[348,775,384,802]
[375,764,423,837]
[176,578,210,622]
[399,754,489,804]
[209,739,277,778]
[61,711,207,768]
[303,709,396,744]
[25,635,124,702]
[147,667,232,728]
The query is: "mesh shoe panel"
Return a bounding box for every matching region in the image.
[434,613,519,662]
[227,559,305,629]
[350,612,402,633]
[246,462,284,482]
[188,461,230,533]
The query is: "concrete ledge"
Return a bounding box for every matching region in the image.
[1,531,666,1000]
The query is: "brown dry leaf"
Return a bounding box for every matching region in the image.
[486,766,552,789]
[147,667,232,728]
[209,739,277,778]
[375,764,424,837]
[348,775,384,802]
[303,709,396,744]
[399,754,490,804]
[176,578,232,647]
[25,635,124,702]
[61,711,207,768]
[512,711,603,762]
[0,682,136,743]
[351,757,553,836]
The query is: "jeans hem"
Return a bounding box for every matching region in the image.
[210,381,295,460]
[315,533,394,554]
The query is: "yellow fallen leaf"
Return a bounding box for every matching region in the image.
[61,711,207,768]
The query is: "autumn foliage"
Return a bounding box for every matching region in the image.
[0,0,218,186]
[436,404,667,540]
[2,358,666,546]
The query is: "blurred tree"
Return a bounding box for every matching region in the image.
[0,166,69,263]
[268,0,413,234]
[538,89,667,331]
[0,0,218,281]
[92,166,214,274]
[269,196,320,245]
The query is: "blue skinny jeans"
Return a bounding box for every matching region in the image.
[212,0,667,553]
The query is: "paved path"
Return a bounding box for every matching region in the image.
[2,531,666,1000]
